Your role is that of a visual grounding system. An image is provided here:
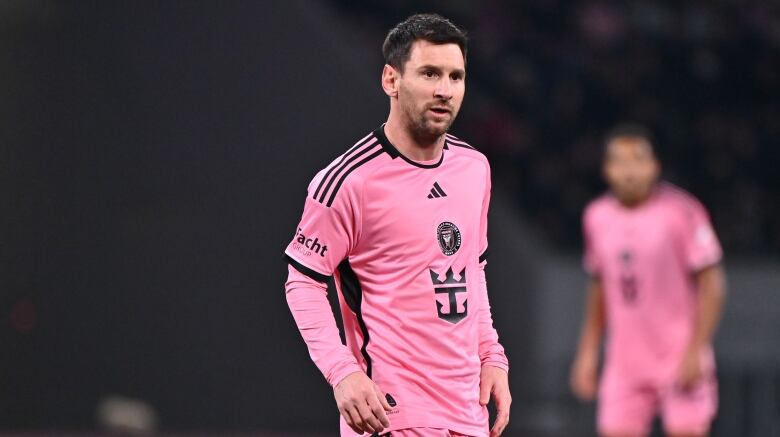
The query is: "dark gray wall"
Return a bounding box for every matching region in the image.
[1,0,387,431]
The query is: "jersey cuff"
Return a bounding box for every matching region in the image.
[284,254,331,283]
[481,361,509,373]
[328,363,364,388]
[690,255,723,274]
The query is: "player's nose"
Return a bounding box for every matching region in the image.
[434,78,453,100]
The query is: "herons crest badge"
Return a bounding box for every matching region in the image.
[437,221,461,256]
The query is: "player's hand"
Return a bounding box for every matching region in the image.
[333,371,392,434]
[570,352,598,401]
[479,365,511,437]
[676,346,703,389]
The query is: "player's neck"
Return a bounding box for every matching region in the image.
[384,118,445,162]
[618,197,647,209]
[615,184,658,209]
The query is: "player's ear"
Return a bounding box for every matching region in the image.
[381,64,399,98]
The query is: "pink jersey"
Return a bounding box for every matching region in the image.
[284,126,508,436]
[583,183,723,383]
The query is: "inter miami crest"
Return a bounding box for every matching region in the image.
[437,221,461,256]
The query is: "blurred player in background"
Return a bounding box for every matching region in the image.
[570,124,727,437]
[283,14,510,437]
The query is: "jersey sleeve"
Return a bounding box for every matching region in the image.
[679,197,723,272]
[284,172,362,281]
[285,265,363,386]
[477,161,490,263]
[284,172,364,387]
[476,262,509,371]
[582,206,601,276]
[476,161,508,371]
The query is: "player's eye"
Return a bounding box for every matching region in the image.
[423,70,438,78]
[450,73,464,81]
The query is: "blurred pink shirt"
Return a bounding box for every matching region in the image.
[285,126,508,436]
[583,182,723,383]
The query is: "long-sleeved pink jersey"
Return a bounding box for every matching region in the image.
[284,126,508,436]
[583,182,723,384]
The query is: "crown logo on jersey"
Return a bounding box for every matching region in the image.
[429,267,466,285]
[430,266,468,324]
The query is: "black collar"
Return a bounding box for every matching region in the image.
[373,124,444,169]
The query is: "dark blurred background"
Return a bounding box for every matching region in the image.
[1,1,778,436]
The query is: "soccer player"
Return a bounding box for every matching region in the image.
[570,124,727,437]
[283,14,510,437]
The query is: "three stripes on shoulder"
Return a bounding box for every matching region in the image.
[313,132,471,207]
[312,133,383,207]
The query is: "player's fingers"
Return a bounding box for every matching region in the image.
[495,387,512,413]
[572,367,596,401]
[479,376,492,406]
[490,408,510,436]
[341,406,364,434]
[583,374,597,400]
[489,385,511,436]
[368,393,391,428]
[374,384,393,412]
[355,400,382,433]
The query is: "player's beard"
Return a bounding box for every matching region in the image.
[614,179,656,206]
[400,92,457,145]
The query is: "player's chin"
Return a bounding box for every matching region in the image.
[423,118,453,137]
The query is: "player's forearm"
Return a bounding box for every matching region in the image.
[478,310,509,371]
[689,264,726,350]
[476,262,509,371]
[576,278,605,360]
[285,266,362,386]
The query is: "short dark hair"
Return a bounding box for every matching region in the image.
[603,122,657,156]
[382,14,467,72]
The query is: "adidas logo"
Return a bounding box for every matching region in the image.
[427,182,447,199]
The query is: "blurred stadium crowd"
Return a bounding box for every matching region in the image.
[333,0,780,255]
